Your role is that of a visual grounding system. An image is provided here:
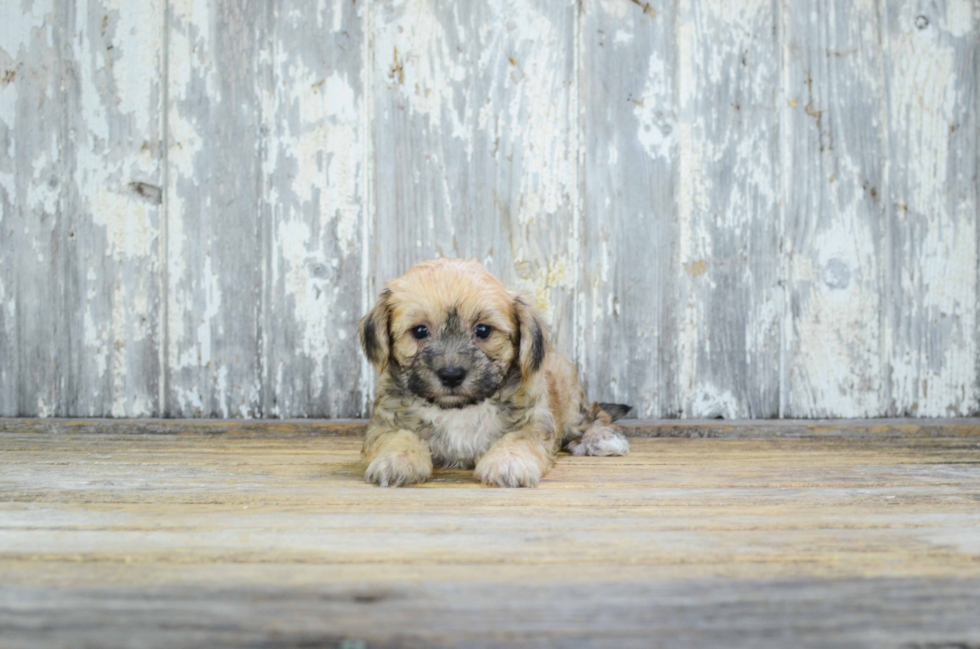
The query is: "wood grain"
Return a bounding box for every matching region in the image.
[0,2,69,417]
[370,0,578,353]
[3,416,979,439]
[265,0,367,418]
[2,422,980,647]
[675,0,782,418]
[578,0,678,417]
[165,0,270,418]
[66,0,165,417]
[0,0,978,419]
[783,0,887,417]
[881,0,979,417]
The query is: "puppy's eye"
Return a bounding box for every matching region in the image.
[474,324,492,340]
[411,325,429,340]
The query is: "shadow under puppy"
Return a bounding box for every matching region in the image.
[359,258,631,488]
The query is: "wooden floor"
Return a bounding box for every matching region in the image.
[2,419,980,649]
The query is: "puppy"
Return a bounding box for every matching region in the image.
[359,258,631,488]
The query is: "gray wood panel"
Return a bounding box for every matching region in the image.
[265,0,367,417]
[578,0,678,417]
[370,0,578,354]
[0,2,69,417]
[675,0,782,418]
[881,0,978,417]
[65,0,165,417]
[165,0,269,417]
[783,0,888,417]
[0,0,978,419]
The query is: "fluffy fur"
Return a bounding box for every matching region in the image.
[360,258,630,488]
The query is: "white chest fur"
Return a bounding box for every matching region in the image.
[418,400,507,468]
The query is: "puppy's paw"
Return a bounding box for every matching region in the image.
[365,451,432,488]
[568,424,630,457]
[474,443,547,488]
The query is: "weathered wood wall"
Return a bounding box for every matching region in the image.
[0,0,977,419]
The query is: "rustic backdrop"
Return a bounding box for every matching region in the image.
[0,0,977,419]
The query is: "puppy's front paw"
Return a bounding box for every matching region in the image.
[365,451,432,488]
[474,443,548,488]
[568,424,630,457]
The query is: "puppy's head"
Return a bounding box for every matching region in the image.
[359,258,546,409]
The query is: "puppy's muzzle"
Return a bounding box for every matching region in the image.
[436,366,467,388]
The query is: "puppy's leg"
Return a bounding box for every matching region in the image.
[566,421,630,457]
[474,429,555,488]
[363,429,433,487]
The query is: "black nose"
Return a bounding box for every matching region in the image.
[436,367,467,388]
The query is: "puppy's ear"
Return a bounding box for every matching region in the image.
[359,289,392,373]
[512,293,547,380]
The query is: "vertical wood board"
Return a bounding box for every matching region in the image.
[578,0,679,416]
[266,0,366,417]
[675,0,782,418]
[0,1,68,417]
[881,0,978,416]
[65,0,165,417]
[165,0,269,417]
[782,0,888,417]
[370,0,578,355]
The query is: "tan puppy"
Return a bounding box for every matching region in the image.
[359,258,631,488]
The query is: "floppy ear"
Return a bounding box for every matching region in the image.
[512,293,547,380]
[359,289,392,373]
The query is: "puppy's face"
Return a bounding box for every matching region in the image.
[360,259,545,409]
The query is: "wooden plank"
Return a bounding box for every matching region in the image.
[782,0,888,417]
[265,0,367,418]
[578,0,678,417]
[1,573,979,649]
[0,2,68,416]
[1,429,980,646]
[881,0,979,416]
[64,0,165,416]
[675,0,781,418]
[370,0,578,352]
[0,417,368,437]
[1,417,979,439]
[165,0,270,417]
[2,436,979,562]
[1,570,978,649]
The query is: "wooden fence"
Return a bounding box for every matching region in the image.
[0,0,977,418]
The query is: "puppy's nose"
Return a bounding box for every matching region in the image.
[436,366,467,388]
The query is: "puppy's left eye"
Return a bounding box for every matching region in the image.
[474,324,492,340]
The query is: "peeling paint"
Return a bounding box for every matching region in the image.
[688,383,740,419]
[676,0,783,418]
[883,0,978,416]
[261,0,367,417]
[1,0,977,419]
[89,188,155,259]
[67,0,163,417]
[634,51,675,161]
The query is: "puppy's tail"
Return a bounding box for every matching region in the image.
[564,402,632,456]
[576,401,631,429]
[596,402,632,422]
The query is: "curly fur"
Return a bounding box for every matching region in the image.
[360,258,629,488]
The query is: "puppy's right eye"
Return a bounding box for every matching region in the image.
[411,325,429,340]
[474,324,492,339]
